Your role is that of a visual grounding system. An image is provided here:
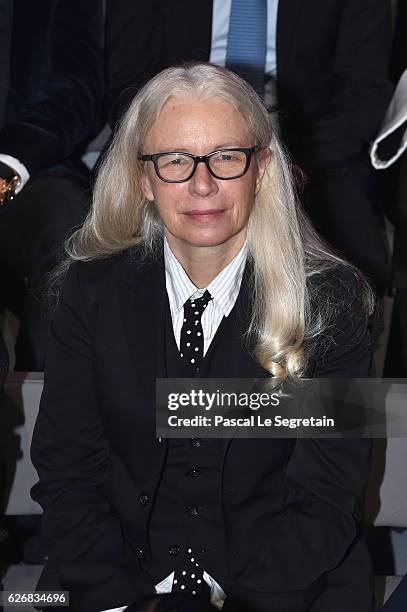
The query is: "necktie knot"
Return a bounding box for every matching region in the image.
[183,290,212,318]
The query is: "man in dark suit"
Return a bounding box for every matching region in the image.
[106,0,393,295]
[31,63,375,612]
[0,0,103,369]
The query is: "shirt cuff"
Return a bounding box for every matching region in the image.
[155,572,175,593]
[0,153,30,193]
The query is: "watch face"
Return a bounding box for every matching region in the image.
[0,178,9,202]
[0,176,18,206]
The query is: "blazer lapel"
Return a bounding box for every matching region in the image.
[119,250,168,404]
[276,0,304,74]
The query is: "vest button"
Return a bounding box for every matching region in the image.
[188,467,201,478]
[135,545,144,558]
[190,438,201,448]
[168,544,180,556]
[187,504,199,517]
[139,492,149,505]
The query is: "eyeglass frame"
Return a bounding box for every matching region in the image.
[138,146,260,183]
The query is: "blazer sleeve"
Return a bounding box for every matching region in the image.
[295,0,393,176]
[30,263,153,612]
[0,0,104,177]
[224,269,374,611]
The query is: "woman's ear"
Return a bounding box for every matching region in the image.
[255,147,272,194]
[141,168,155,202]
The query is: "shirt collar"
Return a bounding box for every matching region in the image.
[164,238,247,319]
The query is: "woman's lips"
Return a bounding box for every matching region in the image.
[183,209,226,222]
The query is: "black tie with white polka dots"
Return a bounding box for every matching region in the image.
[179,290,212,374]
[172,548,211,597]
[175,292,212,597]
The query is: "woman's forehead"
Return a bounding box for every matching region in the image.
[144,95,252,151]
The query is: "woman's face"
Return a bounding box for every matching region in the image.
[141,96,270,255]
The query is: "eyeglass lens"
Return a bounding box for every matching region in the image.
[156,150,248,181]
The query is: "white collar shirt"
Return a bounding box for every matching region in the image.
[164,238,248,355]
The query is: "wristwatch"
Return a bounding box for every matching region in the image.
[0,161,21,206]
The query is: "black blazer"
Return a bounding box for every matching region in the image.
[31,248,374,612]
[0,0,103,177]
[106,0,392,176]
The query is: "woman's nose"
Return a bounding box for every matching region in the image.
[188,161,219,197]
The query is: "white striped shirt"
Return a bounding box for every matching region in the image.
[164,238,248,354]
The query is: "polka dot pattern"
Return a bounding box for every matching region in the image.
[172,549,210,597]
[180,290,212,374]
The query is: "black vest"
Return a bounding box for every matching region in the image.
[148,302,231,588]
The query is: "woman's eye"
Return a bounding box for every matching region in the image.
[161,156,188,168]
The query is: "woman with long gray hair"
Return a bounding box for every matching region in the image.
[31,63,375,612]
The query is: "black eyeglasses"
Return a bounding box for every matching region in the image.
[138,146,259,183]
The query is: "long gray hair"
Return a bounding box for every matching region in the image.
[61,62,373,377]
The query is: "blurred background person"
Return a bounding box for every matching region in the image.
[106,0,393,298]
[0,0,104,371]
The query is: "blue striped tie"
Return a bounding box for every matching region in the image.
[226,0,267,96]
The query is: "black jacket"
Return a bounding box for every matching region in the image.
[0,0,103,177]
[106,0,392,176]
[31,248,374,612]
